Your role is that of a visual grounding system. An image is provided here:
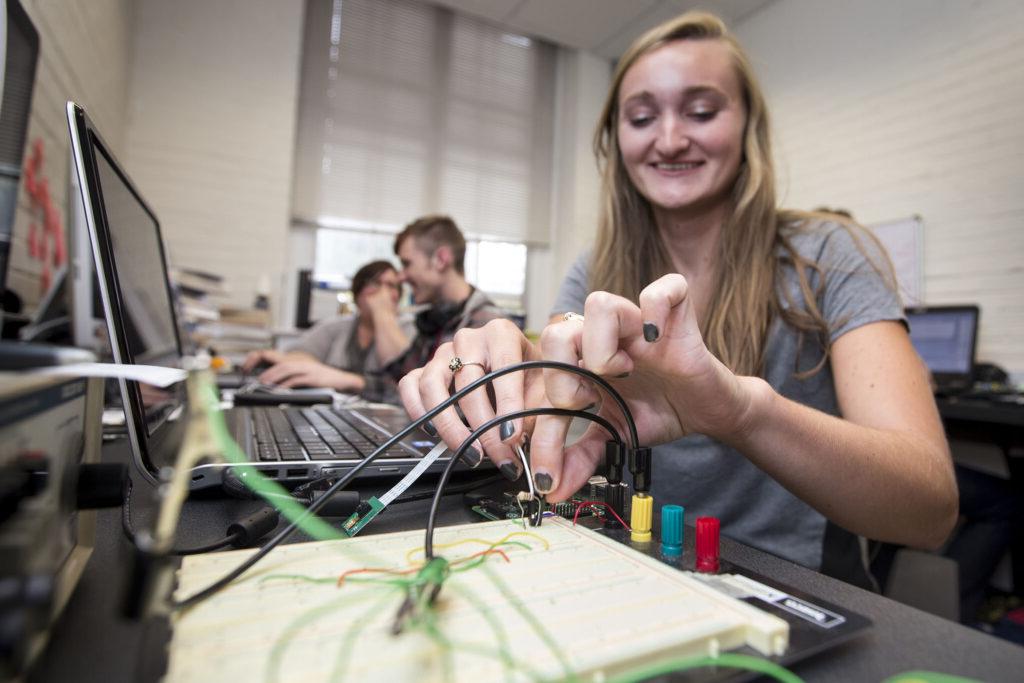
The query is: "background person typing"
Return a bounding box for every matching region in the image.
[242,260,413,400]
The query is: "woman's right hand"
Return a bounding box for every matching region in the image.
[397,319,547,480]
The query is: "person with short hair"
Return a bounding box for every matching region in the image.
[361,215,508,402]
[242,260,412,399]
[397,12,957,587]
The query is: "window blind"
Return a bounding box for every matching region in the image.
[292,0,555,245]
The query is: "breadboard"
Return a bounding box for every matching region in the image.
[167,518,788,682]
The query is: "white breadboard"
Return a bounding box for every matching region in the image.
[167,518,788,682]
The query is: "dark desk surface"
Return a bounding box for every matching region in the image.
[937,394,1024,430]
[29,442,1024,683]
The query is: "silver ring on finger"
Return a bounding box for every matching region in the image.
[448,357,486,374]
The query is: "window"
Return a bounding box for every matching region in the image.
[313,224,528,300]
[465,241,527,297]
[292,0,555,250]
[313,225,395,287]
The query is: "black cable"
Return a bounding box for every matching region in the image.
[173,361,636,610]
[390,473,504,506]
[121,477,139,544]
[294,472,502,508]
[424,407,623,559]
[172,534,239,555]
[121,478,249,556]
[293,361,639,497]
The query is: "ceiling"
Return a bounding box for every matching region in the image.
[414,0,776,59]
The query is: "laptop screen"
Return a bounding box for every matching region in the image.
[905,305,978,389]
[68,102,186,476]
[92,146,181,367]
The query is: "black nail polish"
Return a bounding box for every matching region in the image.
[643,322,660,342]
[534,472,553,493]
[499,461,521,481]
[422,420,437,437]
[461,446,482,467]
[499,420,514,441]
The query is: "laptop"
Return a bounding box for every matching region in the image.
[905,305,979,395]
[66,101,463,491]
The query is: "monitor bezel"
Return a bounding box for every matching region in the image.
[66,101,184,484]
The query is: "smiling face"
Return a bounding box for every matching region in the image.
[397,237,442,305]
[616,39,747,222]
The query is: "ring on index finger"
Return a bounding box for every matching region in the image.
[562,312,585,323]
[448,357,486,374]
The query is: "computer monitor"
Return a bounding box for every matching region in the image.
[67,101,186,474]
[0,0,40,297]
[904,304,979,394]
[67,145,109,354]
[16,264,69,342]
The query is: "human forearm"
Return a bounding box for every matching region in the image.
[726,378,957,549]
[282,350,319,363]
[259,358,366,393]
[332,370,366,393]
[372,315,411,366]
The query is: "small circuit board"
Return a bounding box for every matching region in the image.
[341,497,386,536]
[467,476,620,522]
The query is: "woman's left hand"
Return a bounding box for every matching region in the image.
[533,274,767,501]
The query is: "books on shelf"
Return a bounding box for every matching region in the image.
[171,267,228,327]
[192,319,272,364]
[179,294,220,322]
[170,267,226,297]
[218,307,271,327]
[192,321,271,343]
[169,267,271,362]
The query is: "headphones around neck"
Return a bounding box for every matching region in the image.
[414,297,469,337]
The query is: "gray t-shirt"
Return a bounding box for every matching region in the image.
[550,220,903,571]
[287,314,416,376]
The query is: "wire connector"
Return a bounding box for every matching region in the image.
[603,482,628,529]
[392,556,451,635]
[605,440,627,484]
[226,507,280,547]
[629,493,653,543]
[629,446,652,493]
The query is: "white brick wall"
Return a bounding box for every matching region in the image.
[737,0,1024,379]
[124,0,304,314]
[6,0,134,310]
[527,46,609,330]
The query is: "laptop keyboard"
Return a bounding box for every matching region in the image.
[250,406,416,462]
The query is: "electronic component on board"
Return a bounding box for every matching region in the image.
[696,516,721,573]
[660,504,684,556]
[467,490,606,523]
[630,493,653,542]
[340,442,448,537]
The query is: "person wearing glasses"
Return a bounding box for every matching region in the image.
[242,260,412,398]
